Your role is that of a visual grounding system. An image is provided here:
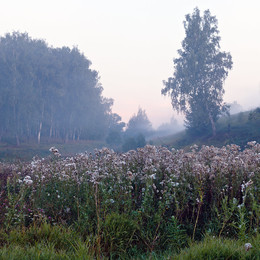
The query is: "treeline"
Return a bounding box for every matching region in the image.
[0,32,124,145]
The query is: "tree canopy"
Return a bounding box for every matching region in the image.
[0,32,123,145]
[125,108,152,137]
[162,8,233,136]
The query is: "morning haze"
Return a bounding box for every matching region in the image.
[0,0,259,156]
[1,2,260,257]
[0,0,259,129]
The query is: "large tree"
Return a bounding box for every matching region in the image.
[0,32,119,144]
[162,8,232,136]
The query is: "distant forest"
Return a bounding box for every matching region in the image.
[0,32,124,145]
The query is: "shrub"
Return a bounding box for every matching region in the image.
[101,212,137,257]
[174,235,260,260]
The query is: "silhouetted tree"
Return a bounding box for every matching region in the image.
[125,108,152,137]
[162,8,232,136]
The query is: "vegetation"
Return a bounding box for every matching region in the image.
[125,108,153,138]
[0,8,259,260]
[0,32,124,145]
[153,108,260,150]
[0,140,106,162]
[162,8,232,136]
[0,143,259,258]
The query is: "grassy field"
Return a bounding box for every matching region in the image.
[0,228,259,259]
[152,109,260,150]
[0,140,106,162]
[0,143,259,258]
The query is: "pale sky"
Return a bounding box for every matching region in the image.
[1,0,260,128]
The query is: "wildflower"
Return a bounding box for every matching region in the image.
[23,176,33,185]
[190,144,199,151]
[245,179,253,188]
[49,147,61,157]
[247,141,256,147]
[127,171,134,180]
[150,173,156,180]
[244,243,252,251]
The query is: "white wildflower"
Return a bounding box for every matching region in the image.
[244,243,252,251]
[150,174,156,180]
[49,147,61,157]
[23,176,33,185]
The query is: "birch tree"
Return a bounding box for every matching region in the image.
[162,8,232,136]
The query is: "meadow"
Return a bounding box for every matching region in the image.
[0,142,259,259]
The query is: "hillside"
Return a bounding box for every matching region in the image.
[1,108,259,161]
[152,108,260,150]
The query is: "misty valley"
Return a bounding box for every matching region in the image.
[0,7,259,260]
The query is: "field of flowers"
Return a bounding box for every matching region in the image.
[0,142,259,258]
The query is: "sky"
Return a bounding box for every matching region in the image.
[1,0,260,128]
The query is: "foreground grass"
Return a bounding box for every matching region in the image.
[172,235,260,260]
[0,229,259,259]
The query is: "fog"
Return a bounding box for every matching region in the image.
[0,0,259,129]
[0,1,259,154]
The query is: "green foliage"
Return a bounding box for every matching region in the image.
[153,109,260,150]
[101,212,137,257]
[0,143,260,257]
[0,222,95,259]
[161,216,189,252]
[7,223,80,251]
[173,235,260,260]
[0,32,122,145]
[162,8,232,136]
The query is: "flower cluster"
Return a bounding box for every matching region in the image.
[49,146,61,157]
[0,142,259,240]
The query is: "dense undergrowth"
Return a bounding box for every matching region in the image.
[0,143,259,258]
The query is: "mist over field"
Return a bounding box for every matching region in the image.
[0,4,259,159]
[0,3,260,259]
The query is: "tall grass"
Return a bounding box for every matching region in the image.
[0,142,259,257]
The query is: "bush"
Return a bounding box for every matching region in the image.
[102,212,137,257]
[174,235,260,260]
[4,222,81,252]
